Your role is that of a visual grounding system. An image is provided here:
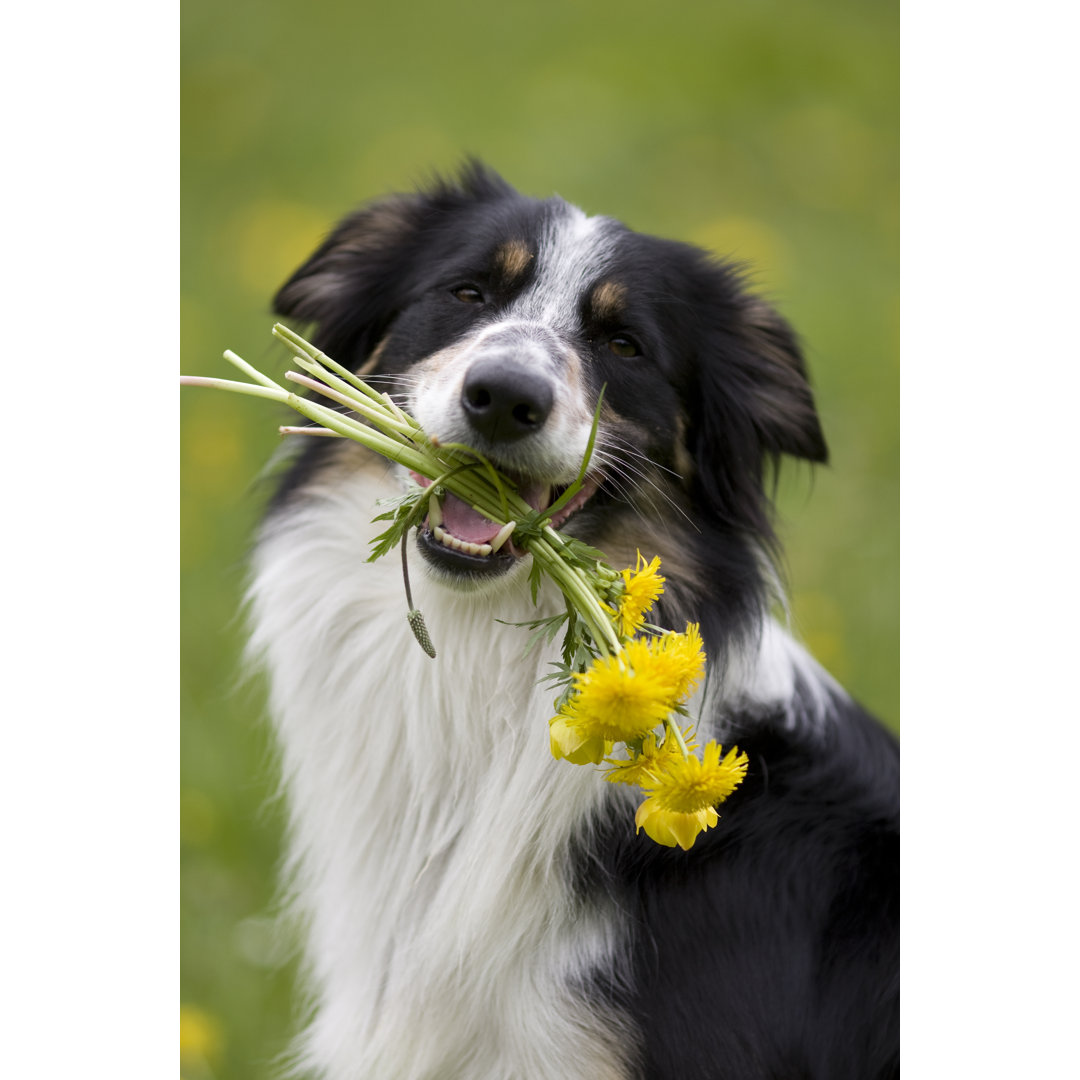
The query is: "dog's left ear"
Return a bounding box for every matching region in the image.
[736,298,828,465]
[686,281,828,528]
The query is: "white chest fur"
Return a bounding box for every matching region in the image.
[248,461,638,1080]
[247,454,838,1078]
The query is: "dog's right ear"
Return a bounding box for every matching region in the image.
[272,193,432,365]
[273,164,516,366]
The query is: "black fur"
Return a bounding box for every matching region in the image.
[579,698,899,1080]
[269,164,898,1080]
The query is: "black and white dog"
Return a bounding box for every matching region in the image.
[248,165,899,1080]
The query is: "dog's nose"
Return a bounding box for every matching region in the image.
[461,357,554,443]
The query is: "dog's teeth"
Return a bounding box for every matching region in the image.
[434,525,461,552]
[489,521,517,554]
[427,492,442,528]
[431,523,494,557]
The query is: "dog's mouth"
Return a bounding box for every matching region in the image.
[409,469,600,578]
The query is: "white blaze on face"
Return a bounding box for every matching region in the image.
[408,204,615,480]
[508,205,618,332]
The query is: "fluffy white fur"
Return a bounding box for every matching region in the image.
[247,449,840,1080]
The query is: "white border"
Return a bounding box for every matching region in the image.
[4,0,1077,1074]
[903,2,1078,1075]
[1,2,176,1074]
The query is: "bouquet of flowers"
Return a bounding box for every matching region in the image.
[181,324,748,848]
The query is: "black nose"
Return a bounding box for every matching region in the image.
[461,356,554,443]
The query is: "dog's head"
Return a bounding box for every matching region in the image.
[272,164,826,597]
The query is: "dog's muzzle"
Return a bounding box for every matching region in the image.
[410,324,600,584]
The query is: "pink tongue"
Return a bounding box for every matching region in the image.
[438,481,551,545]
[441,493,502,545]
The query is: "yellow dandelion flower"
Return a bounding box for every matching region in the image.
[634,742,749,850]
[655,622,706,701]
[616,552,665,638]
[603,726,698,787]
[643,741,749,812]
[559,636,687,743]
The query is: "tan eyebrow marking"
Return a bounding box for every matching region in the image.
[494,240,534,281]
[590,280,627,321]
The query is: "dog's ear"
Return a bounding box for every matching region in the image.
[734,297,828,465]
[273,163,515,364]
[272,193,433,365]
[685,276,828,535]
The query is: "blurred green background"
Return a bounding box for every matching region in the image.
[181,1,897,1075]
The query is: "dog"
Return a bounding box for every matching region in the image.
[247,164,899,1080]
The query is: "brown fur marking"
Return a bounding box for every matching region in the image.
[494,240,534,281]
[673,412,695,485]
[589,281,627,322]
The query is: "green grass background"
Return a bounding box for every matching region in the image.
[181,1,897,1075]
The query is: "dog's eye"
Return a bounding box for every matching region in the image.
[451,285,485,305]
[608,335,641,358]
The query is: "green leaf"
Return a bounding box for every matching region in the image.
[533,385,606,527]
[528,558,543,606]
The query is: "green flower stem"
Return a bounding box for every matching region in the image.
[284,375,529,534]
[530,535,620,656]
[537,528,616,614]
[276,388,453,474]
[423,463,532,526]
[184,370,410,462]
[284,370,420,439]
[538,387,605,527]
[223,349,284,390]
[183,329,624,662]
[273,323,389,409]
[286,395,415,456]
[664,716,691,758]
[413,463,528,527]
[286,351,408,421]
[225,335,547,536]
[183,367,525,537]
[432,441,512,522]
[279,426,338,437]
[275,325,417,433]
[277,360,530,527]
[179,375,289,404]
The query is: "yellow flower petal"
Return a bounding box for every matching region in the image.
[635,800,719,849]
[549,716,609,764]
[654,622,706,701]
[603,727,698,787]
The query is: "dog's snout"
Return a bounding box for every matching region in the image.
[461,356,554,443]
